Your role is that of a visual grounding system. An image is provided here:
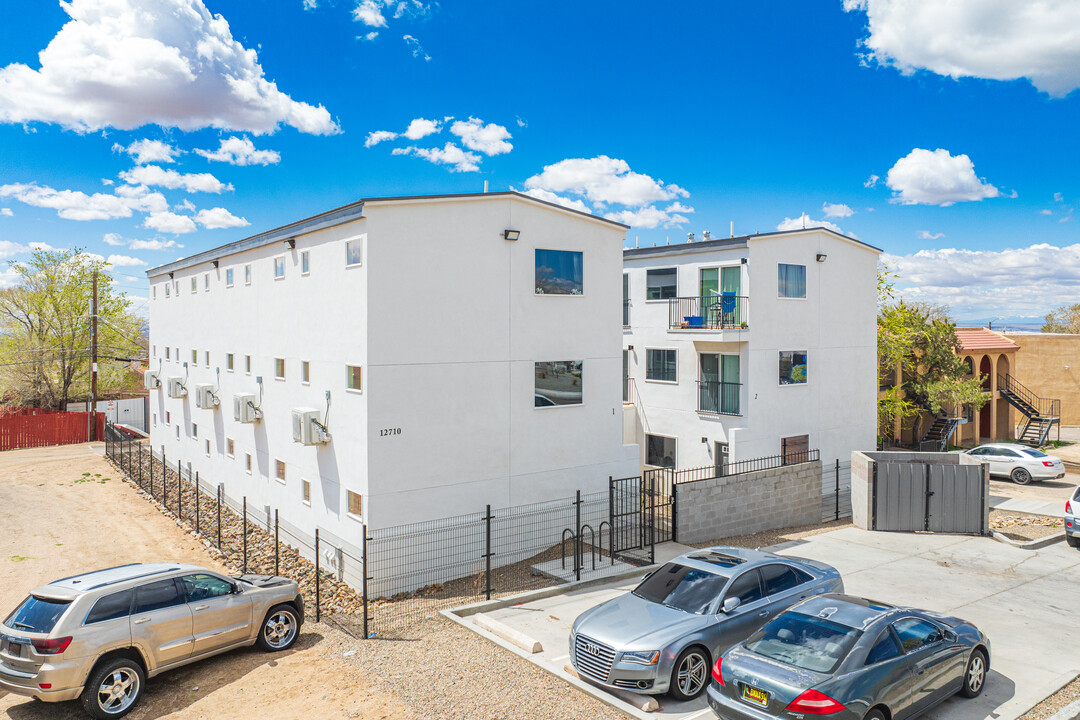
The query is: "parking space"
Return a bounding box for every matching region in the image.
[451,527,1080,720]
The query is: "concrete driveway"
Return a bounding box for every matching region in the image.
[449,528,1080,720]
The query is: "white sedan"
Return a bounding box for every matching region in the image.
[965,443,1066,485]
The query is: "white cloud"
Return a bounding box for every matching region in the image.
[392,143,480,173]
[516,116,527,128]
[0,241,27,258]
[403,117,442,140]
[364,130,398,147]
[1040,209,1054,216]
[362,31,379,41]
[113,139,181,164]
[144,211,197,234]
[776,214,846,235]
[303,0,318,9]
[354,0,387,27]
[27,242,56,251]
[521,188,591,215]
[176,199,196,212]
[451,117,512,156]
[884,243,1080,318]
[0,182,166,220]
[1054,192,1064,202]
[918,231,946,240]
[130,238,183,250]
[822,202,854,218]
[119,165,232,194]
[106,254,146,267]
[195,136,280,166]
[103,232,125,246]
[845,0,1080,97]
[0,0,339,135]
[864,174,880,188]
[885,148,999,206]
[604,203,692,229]
[195,207,249,229]
[0,208,12,217]
[403,35,431,62]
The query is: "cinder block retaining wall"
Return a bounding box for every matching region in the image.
[675,461,822,544]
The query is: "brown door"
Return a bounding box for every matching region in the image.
[782,435,809,464]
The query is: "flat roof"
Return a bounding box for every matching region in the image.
[623,226,883,260]
[147,191,629,278]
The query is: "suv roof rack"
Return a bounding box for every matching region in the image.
[52,563,143,585]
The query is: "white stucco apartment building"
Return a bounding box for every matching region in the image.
[145,191,639,538]
[621,227,880,474]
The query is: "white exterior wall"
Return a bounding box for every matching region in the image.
[622,228,878,474]
[148,194,638,542]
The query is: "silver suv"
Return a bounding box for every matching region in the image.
[0,563,304,718]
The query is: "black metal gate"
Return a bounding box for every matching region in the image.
[609,470,675,563]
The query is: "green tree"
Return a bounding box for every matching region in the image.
[1043,303,1080,333]
[0,248,144,409]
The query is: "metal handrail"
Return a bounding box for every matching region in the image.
[697,380,741,415]
[667,295,748,330]
[998,373,1060,418]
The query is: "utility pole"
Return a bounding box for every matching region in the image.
[90,271,98,441]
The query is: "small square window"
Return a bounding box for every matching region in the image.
[347,490,362,518]
[274,256,285,279]
[778,264,807,299]
[301,251,310,274]
[534,361,583,406]
[346,365,362,391]
[275,358,285,380]
[226,438,235,457]
[535,249,583,295]
[245,453,252,474]
[245,355,251,374]
[192,423,198,438]
[244,264,251,285]
[780,351,808,385]
[301,360,310,383]
[226,268,234,287]
[226,353,234,371]
[346,237,363,267]
[191,277,197,293]
[646,268,677,300]
[275,459,286,483]
[646,349,678,383]
[302,479,311,505]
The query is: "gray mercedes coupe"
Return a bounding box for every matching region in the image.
[569,547,842,701]
[707,594,990,720]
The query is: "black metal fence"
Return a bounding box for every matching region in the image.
[822,459,852,523]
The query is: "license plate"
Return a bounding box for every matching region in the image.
[742,684,769,708]
[5,641,21,658]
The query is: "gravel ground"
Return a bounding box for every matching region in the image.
[1019,674,1080,720]
[990,510,1064,541]
[686,518,853,550]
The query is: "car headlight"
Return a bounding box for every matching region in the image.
[622,651,660,665]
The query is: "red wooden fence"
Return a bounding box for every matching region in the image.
[0,407,106,451]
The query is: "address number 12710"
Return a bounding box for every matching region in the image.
[379,428,402,437]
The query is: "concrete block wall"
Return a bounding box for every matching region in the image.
[675,461,822,544]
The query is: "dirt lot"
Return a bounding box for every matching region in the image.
[0,443,625,720]
[990,472,1077,504]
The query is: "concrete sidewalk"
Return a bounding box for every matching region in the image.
[991,494,1066,516]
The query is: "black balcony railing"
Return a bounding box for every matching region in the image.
[698,381,741,416]
[668,295,748,330]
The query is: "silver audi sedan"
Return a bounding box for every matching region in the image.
[569,547,842,701]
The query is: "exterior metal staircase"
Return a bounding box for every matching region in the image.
[918,407,963,452]
[998,373,1060,447]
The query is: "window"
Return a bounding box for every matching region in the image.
[301,360,310,383]
[191,277,197,293]
[226,438,234,457]
[301,250,310,274]
[244,264,251,285]
[178,574,233,602]
[192,423,198,438]
[865,630,902,665]
[226,353,234,371]
[780,351,808,385]
[165,347,171,360]
[275,459,286,483]
[152,345,156,358]
[5,596,71,633]
[191,349,197,364]
[274,358,285,379]
[175,347,179,360]
[347,365,362,391]
[165,411,170,424]
[633,563,728,615]
[204,273,209,290]
[535,249,583,295]
[204,350,210,367]
[84,589,132,625]
[743,612,859,674]
[302,479,311,505]
[152,413,157,426]
[534,361,583,407]
[760,564,811,595]
[347,490,362,518]
[245,453,252,474]
[725,569,764,606]
[175,281,179,295]
[646,349,677,383]
[778,263,806,298]
[346,237,363,266]
[245,355,251,374]
[176,426,180,439]
[891,618,943,653]
[645,433,676,468]
[622,273,630,326]
[153,286,157,299]
[205,439,210,456]
[274,256,285,279]
[134,579,183,614]
[646,268,677,300]
[165,284,170,298]
[226,268,234,286]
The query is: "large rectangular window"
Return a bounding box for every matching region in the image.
[645,434,676,469]
[534,361,583,407]
[535,249,583,295]
[646,349,677,383]
[778,263,806,298]
[646,268,677,300]
[779,351,808,385]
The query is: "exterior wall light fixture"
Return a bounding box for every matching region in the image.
[816,253,827,262]
[504,229,520,241]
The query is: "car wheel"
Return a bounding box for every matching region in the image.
[863,708,887,720]
[257,604,300,652]
[960,648,988,698]
[1011,467,1032,485]
[668,646,710,701]
[1067,535,1080,548]
[80,656,145,719]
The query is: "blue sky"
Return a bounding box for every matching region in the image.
[1,0,1079,322]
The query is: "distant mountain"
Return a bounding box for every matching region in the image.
[955,320,1044,333]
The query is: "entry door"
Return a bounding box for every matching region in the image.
[715,442,729,476]
[700,353,720,413]
[721,266,742,325]
[622,350,630,403]
[700,268,719,325]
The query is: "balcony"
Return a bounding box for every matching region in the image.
[698,381,741,416]
[668,295,748,333]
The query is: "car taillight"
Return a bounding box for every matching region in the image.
[1043,461,1055,468]
[1067,501,1073,514]
[786,689,846,715]
[31,637,72,655]
[711,656,724,686]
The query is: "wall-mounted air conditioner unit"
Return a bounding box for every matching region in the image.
[291,407,330,445]
[144,371,161,390]
[167,376,186,398]
[195,384,219,409]
[233,393,260,423]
